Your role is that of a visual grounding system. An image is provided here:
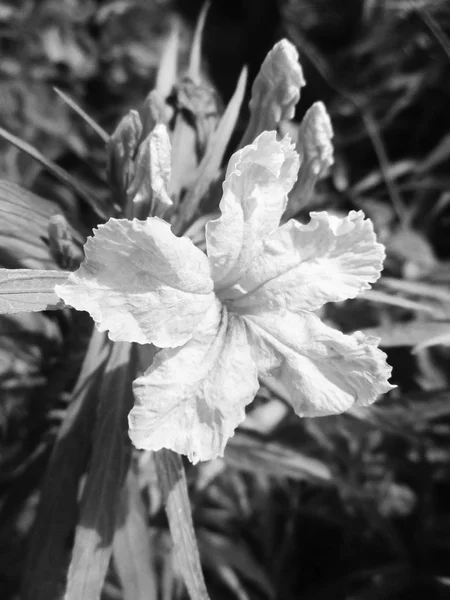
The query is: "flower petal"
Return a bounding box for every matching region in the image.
[227,211,385,312]
[129,298,259,463]
[285,102,334,217]
[108,110,142,199]
[55,217,214,347]
[245,310,394,417]
[128,124,173,219]
[206,132,299,291]
[240,39,305,147]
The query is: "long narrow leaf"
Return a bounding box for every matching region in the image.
[178,66,248,229]
[113,468,158,600]
[226,432,332,483]
[360,289,443,316]
[154,449,211,600]
[361,320,450,348]
[381,276,450,303]
[0,268,69,313]
[0,126,110,220]
[54,88,109,144]
[22,330,112,600]
[188,2,211,83]
[155,18,180,99]
[64,341,137,600]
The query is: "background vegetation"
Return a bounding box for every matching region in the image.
[1,0,450,598]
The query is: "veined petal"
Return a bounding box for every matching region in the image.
[55,218,214,347]
[206,132,299,291]
[245,310,394,417]
[227,211,384,312]
[129,298,259,463]
[240,39,305,147]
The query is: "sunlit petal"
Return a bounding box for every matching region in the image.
[207,132,299,291]
[240,39,305,147]
[227,211,384,311]
[245,309,394,417]
[129,298,259,463]
[286,102,334,216]
[56,217,214,347]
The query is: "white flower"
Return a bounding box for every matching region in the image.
[56,131,394,463]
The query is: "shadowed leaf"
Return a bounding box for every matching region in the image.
[0,179,74,269]
[54,88,109,144]
[64,341,137,600]
[226,431,332,483]
[0,126,110,220]
[22,330,112,600]
[113,467,158,600]
[178,66,248,229]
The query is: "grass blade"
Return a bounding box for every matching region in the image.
[113,467,158,600]
[54,88,109,144]
[360,289,443,316]
[361,320,450,348]
[188,2,211,83]
[64,341,137,600]
[226,432,332,484]
[154,449,210,600]
[0,126,110,220]
[177,66,248,229]
[22,329,112,600]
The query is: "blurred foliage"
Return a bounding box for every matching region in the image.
[0,0,450,599]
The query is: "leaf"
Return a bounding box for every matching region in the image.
[199,531,275,600]
[381,277,450,304]
[187,2,211,82]
[22,330,112,600]
[54,87,109,143]
[0,126,111,220]
[113,467,158,600]
[226,431,332,483]
[360,289,443,316]
[352,160,416,194]
[416,133,450,175]
[154,449,211,600]
[0,178,57,224]
[64,341,137,600]
[0,268,70,313]
[403,389,450,422]
[361,320,450,348]
[388,228,437,277]
[413,331,450,353]
[177,66,248,229]
[155,18,180,99]
[0,179,74,269]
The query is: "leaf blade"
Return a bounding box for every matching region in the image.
[64,341,137,600]
[22,330,112,600]
[0,268,69,313]
[113,468,158,600]
[0,126,111,220]
[154,449,211,600]
[177,66,248,229]
[54,88,109,143]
